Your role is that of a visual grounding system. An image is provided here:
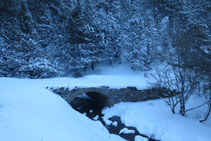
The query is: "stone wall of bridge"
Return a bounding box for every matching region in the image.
[48,86,174,107]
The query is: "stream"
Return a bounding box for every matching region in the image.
[70,95,159,141]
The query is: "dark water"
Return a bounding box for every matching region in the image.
[70,95,159,141]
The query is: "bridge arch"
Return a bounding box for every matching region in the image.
[65,87,109,106]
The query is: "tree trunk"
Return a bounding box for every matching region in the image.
[91,61,94,70]
[179,103,186,116]
[171,107,176,114]
[179,93,186,116]
[179,69,186,116]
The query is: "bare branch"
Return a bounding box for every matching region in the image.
[185,100,211,113]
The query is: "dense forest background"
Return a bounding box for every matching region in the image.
[0,0,210,78]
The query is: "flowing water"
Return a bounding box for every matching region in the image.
[70,94,159,141]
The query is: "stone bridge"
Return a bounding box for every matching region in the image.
[48,86,173,107]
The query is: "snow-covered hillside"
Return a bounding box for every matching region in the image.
[0,65,210,141]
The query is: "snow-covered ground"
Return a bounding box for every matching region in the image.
[0,65,210,141]
[103,99,211,141]
[0,79,124,141]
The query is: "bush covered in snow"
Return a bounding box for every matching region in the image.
[18,58,60,78]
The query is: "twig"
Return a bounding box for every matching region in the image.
[185,100,211,113]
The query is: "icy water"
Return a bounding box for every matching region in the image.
[70,94,159,141]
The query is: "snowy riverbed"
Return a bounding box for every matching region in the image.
[0,65,210,141]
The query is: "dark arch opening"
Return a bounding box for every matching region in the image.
[86,92,108,107]
[70,91,108,119]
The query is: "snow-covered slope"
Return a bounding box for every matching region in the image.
[0,65,210,141]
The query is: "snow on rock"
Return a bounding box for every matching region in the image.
[135,136,148,141]
[119,128,135,134]
[103,116,113,125]
[93,115,99,120]
[0,78,124,141]
[112,121,118,127]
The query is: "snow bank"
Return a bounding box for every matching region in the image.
[0,73,149,91]
[102,100,211,141]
